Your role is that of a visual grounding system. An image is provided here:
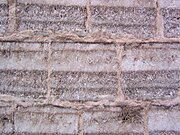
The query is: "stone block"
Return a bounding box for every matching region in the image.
[162,9,180,38]
[51,43,117,72]
[0,70,48,99]
[0,106,13,134]
[50,42,118,101]
[0,0,8,34]
[17,0,87,36]
[0,42,48,70]
[159,0,180,9]
[91,0,156,7]
[148,105,180,135]
[0,42,49,99]
[83,106,144,134]
[90,1,156,39]
[14,106,79,134]
[51,71,118,101]
[121,43,180,100]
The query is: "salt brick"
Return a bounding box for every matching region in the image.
[0,2,8,34]
[162,9,180,38]
[90,6,156,38]
[83,107,144,134]
[17,2,87,36]
[0,70,48,99]
[91,0,156,7]
[14,106,79,134]
[0,42,48,70]
[50,71,118,101]
[148,105,180,135]
[0,106,13,134]
[51,43,117,72]
[121,43,180,100]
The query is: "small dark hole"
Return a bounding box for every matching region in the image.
[2,117,9,121]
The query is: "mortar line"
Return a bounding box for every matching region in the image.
[0,95,179,110]
[116,44,126,101]
[0,35,179,43]
[155,0,164,38]
[143,103,150,135]
[85,0,91,33]
[46,41,52,102]
[78,111,84,135]
[7,0,17,33]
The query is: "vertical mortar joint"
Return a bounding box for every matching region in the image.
[155,0,164,38]
[78,111,84,135]
[116,44,126,102]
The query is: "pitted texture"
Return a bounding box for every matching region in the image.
[0,0,180,134]
[0,3,8,33]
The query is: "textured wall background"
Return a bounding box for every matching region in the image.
[0,0,180,134]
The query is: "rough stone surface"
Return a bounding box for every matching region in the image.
[148,105,180,134]
[122,43,180,71]
[17,0,86,6]
[149,131,180,135]
[90,6,156,38]
[0,0,180,134]
[162,9,180,38]
[0,106,13,134]
[0,1,8,34]
[14,106,79,134]
[121,43,180,100]
[0,70,48,99]
[91,0,156,7]
[17,2,87,36]
[83,106,144,134]
[0,42,48,70]
[51,71,118,101]
[51,43,117,72]
[160,0,180,9]
[122,70,180,100]
[50,42,118,101]
[0,42,48,99]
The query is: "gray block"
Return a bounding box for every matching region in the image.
[84,133,144,135]
[0,70,48,99]
[14,106,79,134]
[0,106,13,134]
[149,131,180,135]
[50,71,118,101]
[121,43,180,100]
[160,0,180,9]
[0,2,8,34]
[50,42,118,101]
[17,3,87,36]
[148,105,180,134]
[90,6,156,38]
[0,42,48,70]
[83,106,144,134]
[91,0,156,7]
[122,70,180,100]
[17,0,86,6]
[51,43,117,72]
[0,42,48,99]
[162,9,180,38]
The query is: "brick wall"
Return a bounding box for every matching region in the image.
[0,0,180,134]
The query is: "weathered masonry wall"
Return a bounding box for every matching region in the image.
[0,0,180,134]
